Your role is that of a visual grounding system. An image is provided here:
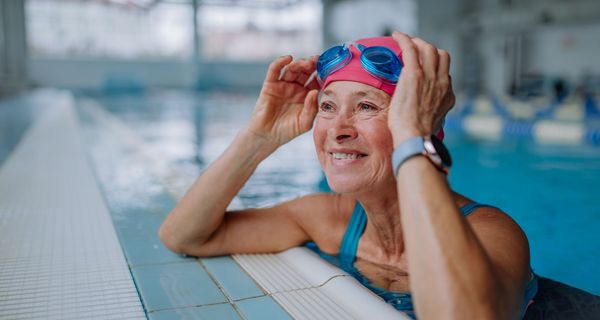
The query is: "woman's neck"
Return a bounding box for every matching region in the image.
[354,181,405,266]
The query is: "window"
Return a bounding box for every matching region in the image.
[26,0,322,61]
[199,1,322,61]
[26,0,192,59]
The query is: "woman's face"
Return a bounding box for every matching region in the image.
[313,81,395,193]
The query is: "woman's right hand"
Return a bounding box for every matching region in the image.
[160,56,320,256]
[246,55,321,149]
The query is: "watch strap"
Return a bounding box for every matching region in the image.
[392,136,425,177]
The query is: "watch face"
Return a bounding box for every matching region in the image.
[430,134,452,167]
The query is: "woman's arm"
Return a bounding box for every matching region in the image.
[397,159,529,319]
[389,32,530,319]
[159,55,320,256]
[159,129,277,254]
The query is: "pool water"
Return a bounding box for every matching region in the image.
[79,90,600,295]
[447,134,600,295]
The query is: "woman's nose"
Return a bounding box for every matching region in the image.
[329,114,357,143]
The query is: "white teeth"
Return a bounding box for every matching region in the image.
[331,152,361,160]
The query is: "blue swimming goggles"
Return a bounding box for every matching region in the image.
[316,42,403,85]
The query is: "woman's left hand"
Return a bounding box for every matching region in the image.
[387,32,456,146]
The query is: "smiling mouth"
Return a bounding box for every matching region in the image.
[329,152,368,160]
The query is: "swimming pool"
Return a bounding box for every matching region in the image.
[81,89,600,295]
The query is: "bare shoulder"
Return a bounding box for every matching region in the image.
[288,193,356,254]
[453,192,527,243]
[452,192,526,238]
[453,192,531,290]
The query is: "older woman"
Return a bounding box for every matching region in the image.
[159,32,537,319]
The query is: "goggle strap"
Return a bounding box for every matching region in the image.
[343,41,363,51]
[278,65,289,81]
[304,70,318,88]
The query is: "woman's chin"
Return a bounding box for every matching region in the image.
[326,176,366,194]
[325,171,395,195]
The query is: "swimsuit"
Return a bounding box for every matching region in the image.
[306,202,538,319]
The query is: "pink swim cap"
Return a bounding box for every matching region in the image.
[321,36,400,97]
[319,36,445,140]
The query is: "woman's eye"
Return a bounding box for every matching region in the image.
[358,103,377,112]
[319,103,335,112]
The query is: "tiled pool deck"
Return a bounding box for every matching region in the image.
[0,91,145,319]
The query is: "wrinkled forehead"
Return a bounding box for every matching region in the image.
[318,81,390,103]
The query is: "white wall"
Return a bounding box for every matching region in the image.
[525,23,600,83]
[417,0,463,90]
[480,34,511,94]
[476,22,600,94]
[329,0,417,41]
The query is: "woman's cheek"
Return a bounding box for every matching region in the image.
[312,121,327,160]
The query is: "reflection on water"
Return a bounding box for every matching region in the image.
[82,90,322,210]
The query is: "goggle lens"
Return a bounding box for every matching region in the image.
[317,45,352,82]
[316,43,402,85]
[361,46,402,83]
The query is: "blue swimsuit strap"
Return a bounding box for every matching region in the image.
[459,202,498,217]
[338,203,367,262]
[339,201,493,262]
[337,201,538,317]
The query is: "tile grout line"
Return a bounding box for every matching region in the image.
[146,301,233,315]
[195,258,250,320]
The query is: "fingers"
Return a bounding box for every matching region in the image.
[300,89,319,130]
[443,76,456,108]
[412,37,438,80]
[437,49,450,77]
[392,31,420,71]
[279,58,316,84]
[265,55,293,82]
[281,68,309,86]
[393,32,449,80]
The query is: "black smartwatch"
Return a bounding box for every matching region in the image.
[392,135,452,177]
